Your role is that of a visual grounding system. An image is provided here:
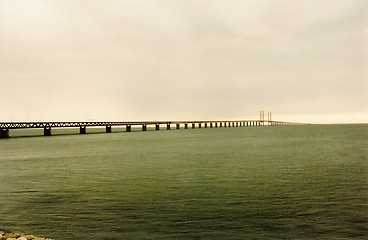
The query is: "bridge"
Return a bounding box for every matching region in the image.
[0,119,307,138]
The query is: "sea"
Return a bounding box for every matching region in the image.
[0,124,367,239]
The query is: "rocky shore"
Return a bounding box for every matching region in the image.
[0,230,53,240]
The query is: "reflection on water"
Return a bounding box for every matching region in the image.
[0,125,367,239]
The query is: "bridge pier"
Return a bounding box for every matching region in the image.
[0,129,9,138]
[44,127,52,136]
[215,122,218,128]
[80,126,86,134]
[167,124,171,130]
[106,125,112,133]
[184,123,188,129]
[199,123,201,128]
[176,124,180,129]
[192,123,195,129]
[205,123,207,128]
[126,125,131,132]
[220,122,222,127]
[142,125,147,131]
[210,123,213,128]
[156,124,160,131]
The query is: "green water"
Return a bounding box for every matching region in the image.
[0,125,367,239]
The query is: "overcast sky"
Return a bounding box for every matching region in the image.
[0,0,367,123]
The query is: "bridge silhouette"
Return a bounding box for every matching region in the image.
[0,118,307,138]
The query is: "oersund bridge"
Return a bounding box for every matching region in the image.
[0,114,307,138]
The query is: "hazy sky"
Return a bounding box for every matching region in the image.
[0,0,367,123]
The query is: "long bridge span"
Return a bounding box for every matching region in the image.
[0,120,307,138]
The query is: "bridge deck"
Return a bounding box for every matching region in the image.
[0,120,275,129]
[0,120,308,138]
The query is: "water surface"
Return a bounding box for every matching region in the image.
[1,124,367,239]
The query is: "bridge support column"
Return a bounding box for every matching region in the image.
[199,123,201,128]
[176,124,180,129]
[106,126,112,133]
[220,122,222,127]
[44,127,52,136]
[142,125,147,131]
[184,123,188,129]
[167,124,171,130]
[210,123,213,128]
[0,129,9,138]
[156,124,160,131]
[236,122,238,127]
[126,125,131,132]
[205,123,207,128]
[80,126,86,134]
[232,122,235,127]
[215,123,218,128]
[192,123,195,129]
